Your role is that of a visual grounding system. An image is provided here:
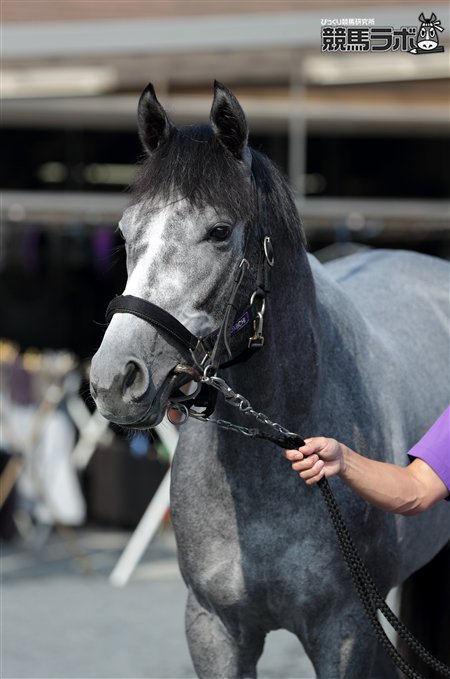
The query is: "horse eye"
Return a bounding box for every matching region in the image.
[429,28,435,37]
[420,28,426,37]
[208,224,232,242]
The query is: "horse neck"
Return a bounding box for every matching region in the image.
[222,246,370,437]
[222,244,322,430]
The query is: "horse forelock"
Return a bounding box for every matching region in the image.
[132,124,253,223]
[131,124,305,248]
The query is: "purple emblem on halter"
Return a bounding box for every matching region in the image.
[231,310,251,336]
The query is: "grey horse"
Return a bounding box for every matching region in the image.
[90,82,450,678]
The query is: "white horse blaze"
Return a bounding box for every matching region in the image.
[121,201,215,336]
[120,199,246,337]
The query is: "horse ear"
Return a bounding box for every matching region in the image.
[210,81,249,161]
[418,12,426,22]
[430,12,437,21]
[137,83,173,154]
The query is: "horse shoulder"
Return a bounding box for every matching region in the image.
[307,250,450,455]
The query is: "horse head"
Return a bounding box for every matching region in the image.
[90,82,264,428]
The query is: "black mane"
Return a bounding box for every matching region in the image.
[250,146,306,247]
[132,124,305,246]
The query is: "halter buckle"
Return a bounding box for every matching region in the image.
[190,337,212,370]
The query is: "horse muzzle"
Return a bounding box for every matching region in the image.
[90,314,193,429]
[90,359,193,428]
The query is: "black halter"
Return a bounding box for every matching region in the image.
[105,232,274,416]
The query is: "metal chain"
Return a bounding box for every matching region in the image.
[191,374,302,441]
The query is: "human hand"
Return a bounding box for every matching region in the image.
[283,437,345,485]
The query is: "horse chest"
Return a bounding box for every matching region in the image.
[172,447,339,621]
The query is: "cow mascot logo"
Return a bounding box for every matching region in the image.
[410,12,445,53]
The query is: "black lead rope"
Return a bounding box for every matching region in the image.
[264,432,450,679]
[318,476,450,679]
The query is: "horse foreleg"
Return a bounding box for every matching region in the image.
[185,590,265,679]
[371,642,401,679]
[299,604,390,679]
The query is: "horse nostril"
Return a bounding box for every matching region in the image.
[122,359,149,400]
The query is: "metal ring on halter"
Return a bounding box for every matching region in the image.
[263,237,275,267]
[203,363,218,379]
[167,403,189,425]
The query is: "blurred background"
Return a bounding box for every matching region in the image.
[1,2,449,678]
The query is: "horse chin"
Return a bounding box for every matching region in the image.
[123,371,193,431]
[129,409,165,430]
[92,369,189,430]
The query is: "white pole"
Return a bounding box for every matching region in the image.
[109,422,179,587]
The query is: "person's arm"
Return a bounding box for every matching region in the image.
[283,437,448,515]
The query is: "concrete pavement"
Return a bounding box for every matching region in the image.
[1,526,315,679]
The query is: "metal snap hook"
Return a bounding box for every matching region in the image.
[254,311,264,336]
[248,311,265,349]
[250,291,266,316]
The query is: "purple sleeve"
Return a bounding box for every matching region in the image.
[408,406,450,497]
